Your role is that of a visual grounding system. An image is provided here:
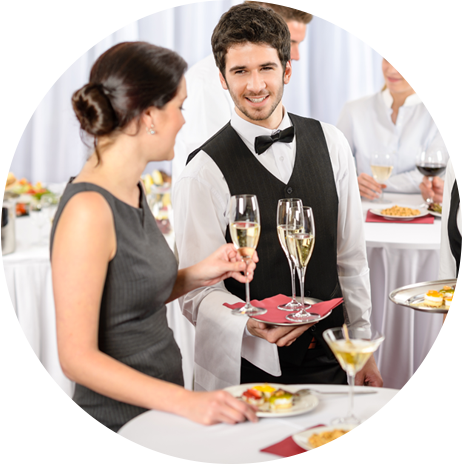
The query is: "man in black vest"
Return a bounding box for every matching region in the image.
[173,3,382,391]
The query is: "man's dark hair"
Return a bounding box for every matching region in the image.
[211,3,291,77]
[245,2,313,24]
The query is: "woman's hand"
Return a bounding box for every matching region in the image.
[357,173,386,200]
[420,176,444,203]
[436,414,463,451]
[176,389,258,425]
[167,244,258,303]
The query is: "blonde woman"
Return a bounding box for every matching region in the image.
[337,21,458,201]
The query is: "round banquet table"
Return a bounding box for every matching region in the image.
[362,192,444,389]
[118,384,398,463]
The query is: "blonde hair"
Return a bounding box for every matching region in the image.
[383,21,434,97]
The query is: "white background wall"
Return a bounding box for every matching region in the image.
[0,0,463,182]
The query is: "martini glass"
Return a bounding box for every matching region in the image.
[228,194,266,317]
[323,326,384,425]
[276,198,303,311]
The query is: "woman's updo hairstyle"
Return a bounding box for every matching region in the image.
[72,41,187,160]
[383,21,434,97]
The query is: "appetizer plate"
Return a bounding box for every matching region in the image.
[224,383,319,418]
[369,205,429,220]
[389,279,457,314]
[293,425,390,458]
[400,397,463,432]
[250,297,333,327]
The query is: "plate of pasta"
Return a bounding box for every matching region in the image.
[369,205,429,220]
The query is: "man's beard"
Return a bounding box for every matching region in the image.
[225,78,284,122]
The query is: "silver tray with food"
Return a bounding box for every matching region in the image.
[389,279,457,313]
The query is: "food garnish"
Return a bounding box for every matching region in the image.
[421,392,460,427]
[428,203,442,214]
[309,429,371,453]
[380,205,420,217]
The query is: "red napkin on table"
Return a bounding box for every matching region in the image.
[223,294,343,324]
[261,424,412,464]
[365,209,434,224]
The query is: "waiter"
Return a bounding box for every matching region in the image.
[173,3,382,391]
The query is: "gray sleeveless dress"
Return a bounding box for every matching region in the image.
[50,181,184,432]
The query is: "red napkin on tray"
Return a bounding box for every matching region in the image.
[260,424,412,464]
[366,209,434,224]
[223,294,343,324]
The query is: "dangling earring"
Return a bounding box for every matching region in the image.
[146,124,155,135]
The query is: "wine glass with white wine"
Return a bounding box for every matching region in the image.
[370,153,393,203]
[323,326,384,425]
[276,198,303,311]
[285,206,320,323]
[228,194,266,316]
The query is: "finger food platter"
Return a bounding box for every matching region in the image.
[389,279,457,314]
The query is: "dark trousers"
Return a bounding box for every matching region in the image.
[240,347,347,385]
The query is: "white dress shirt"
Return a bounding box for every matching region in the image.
[439,160,461,279]
[173,109,372,391]
[337,88,447,193]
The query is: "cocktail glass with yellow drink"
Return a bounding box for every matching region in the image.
[229,194,266,316]
[323,325,384,425]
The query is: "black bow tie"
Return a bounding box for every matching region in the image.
[254,126,295,155]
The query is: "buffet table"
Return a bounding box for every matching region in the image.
[362,192,443,389]
[118,384,398,463]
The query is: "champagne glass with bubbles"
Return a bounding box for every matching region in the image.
[285,206,320,323]
[276,198,303,311]
[229,194,266,317]
[323,326,384,425]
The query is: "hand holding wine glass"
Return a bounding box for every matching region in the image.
[370,152,393,202]
[228,194,266,316]
[276,198,303,311]
[416,147,448,204]
[285,206,319,323]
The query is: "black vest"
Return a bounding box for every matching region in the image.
[188,114,345,370]
[445,163,463,398]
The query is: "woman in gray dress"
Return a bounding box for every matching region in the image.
[50,41,258,432]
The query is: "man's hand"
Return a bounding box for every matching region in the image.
[246,318,315,347]
[355,355,383,387]
[419,176,444,204]
[358,173,387,200]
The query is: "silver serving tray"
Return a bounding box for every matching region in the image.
[389,279,457,314]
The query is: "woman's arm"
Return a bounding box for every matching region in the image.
[166,244,258,303]
[51,192,256,424]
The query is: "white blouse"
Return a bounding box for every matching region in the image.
[337,89,447,193]
[439,160,461,280]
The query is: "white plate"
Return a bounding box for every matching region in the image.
[224,383,319,418]
[428,210,442,218]
[293,425,390,458]
[369,205,429,220]
[400,398,463,432]
[250,297,333,327]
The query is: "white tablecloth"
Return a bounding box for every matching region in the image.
[362,193,443,389]
[118,384,398,463]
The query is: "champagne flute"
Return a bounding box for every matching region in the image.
[285,206,319,323]
[228,194,266,316]
[370,152,393,203]
[415,147,448,204]
[276,198,303,311]
[323,326,384,425]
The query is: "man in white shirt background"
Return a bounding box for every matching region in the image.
[172,1,313,186]
[173,3,382,391]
